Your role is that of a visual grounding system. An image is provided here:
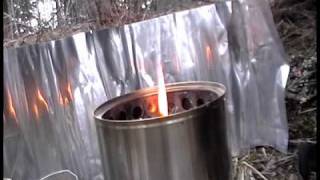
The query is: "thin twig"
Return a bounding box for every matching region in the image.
[241,161,269,180]
[299,107,317,114]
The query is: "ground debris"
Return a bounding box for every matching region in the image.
[272,0,317,140]
[234,1,317,179]
[233,147,302,180]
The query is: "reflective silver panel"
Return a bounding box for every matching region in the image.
[3,1,289,179]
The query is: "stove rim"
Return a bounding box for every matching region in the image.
[94,81,226,127]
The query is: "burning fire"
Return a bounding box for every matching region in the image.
[30,89,49,120]
[7,89,17,121]
[156,62,168,116]
[158,82,168,116]
[67,83,73,100]
[58,82,73,106]
[64,97,69,105]
[206,45,213,63]
[37,89,49,111]
[148,101,157,114]
[58,93,69,106]
[33,104,39,119]
[59,93,64,105]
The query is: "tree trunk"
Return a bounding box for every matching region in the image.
[55,0,64,27]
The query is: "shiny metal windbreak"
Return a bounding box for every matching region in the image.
[3,0,289,179]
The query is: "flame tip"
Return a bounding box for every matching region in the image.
[37,88,49,111]
[33,104,39,119]
[7,89,17,120]
[157,63,169,117]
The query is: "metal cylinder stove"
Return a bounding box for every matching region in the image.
[94,81,231,180]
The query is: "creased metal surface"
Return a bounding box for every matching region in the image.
[3,1,289,179]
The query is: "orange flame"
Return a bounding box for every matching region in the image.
[58,83,73,106]
[33,104,39,119]
[7,89,17,121]
[37,89,49,111]
[67,83,73,100]
[157,62,168,117]
[59,93,64,105]
[64,97,69,105]
[147,97,158,114]
[206,45,213,63]
[58,82,72,106]
[149,103,157,113]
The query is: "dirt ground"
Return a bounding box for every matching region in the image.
[273,0,317,141]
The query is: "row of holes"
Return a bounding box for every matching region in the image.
[106,97,205,120]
